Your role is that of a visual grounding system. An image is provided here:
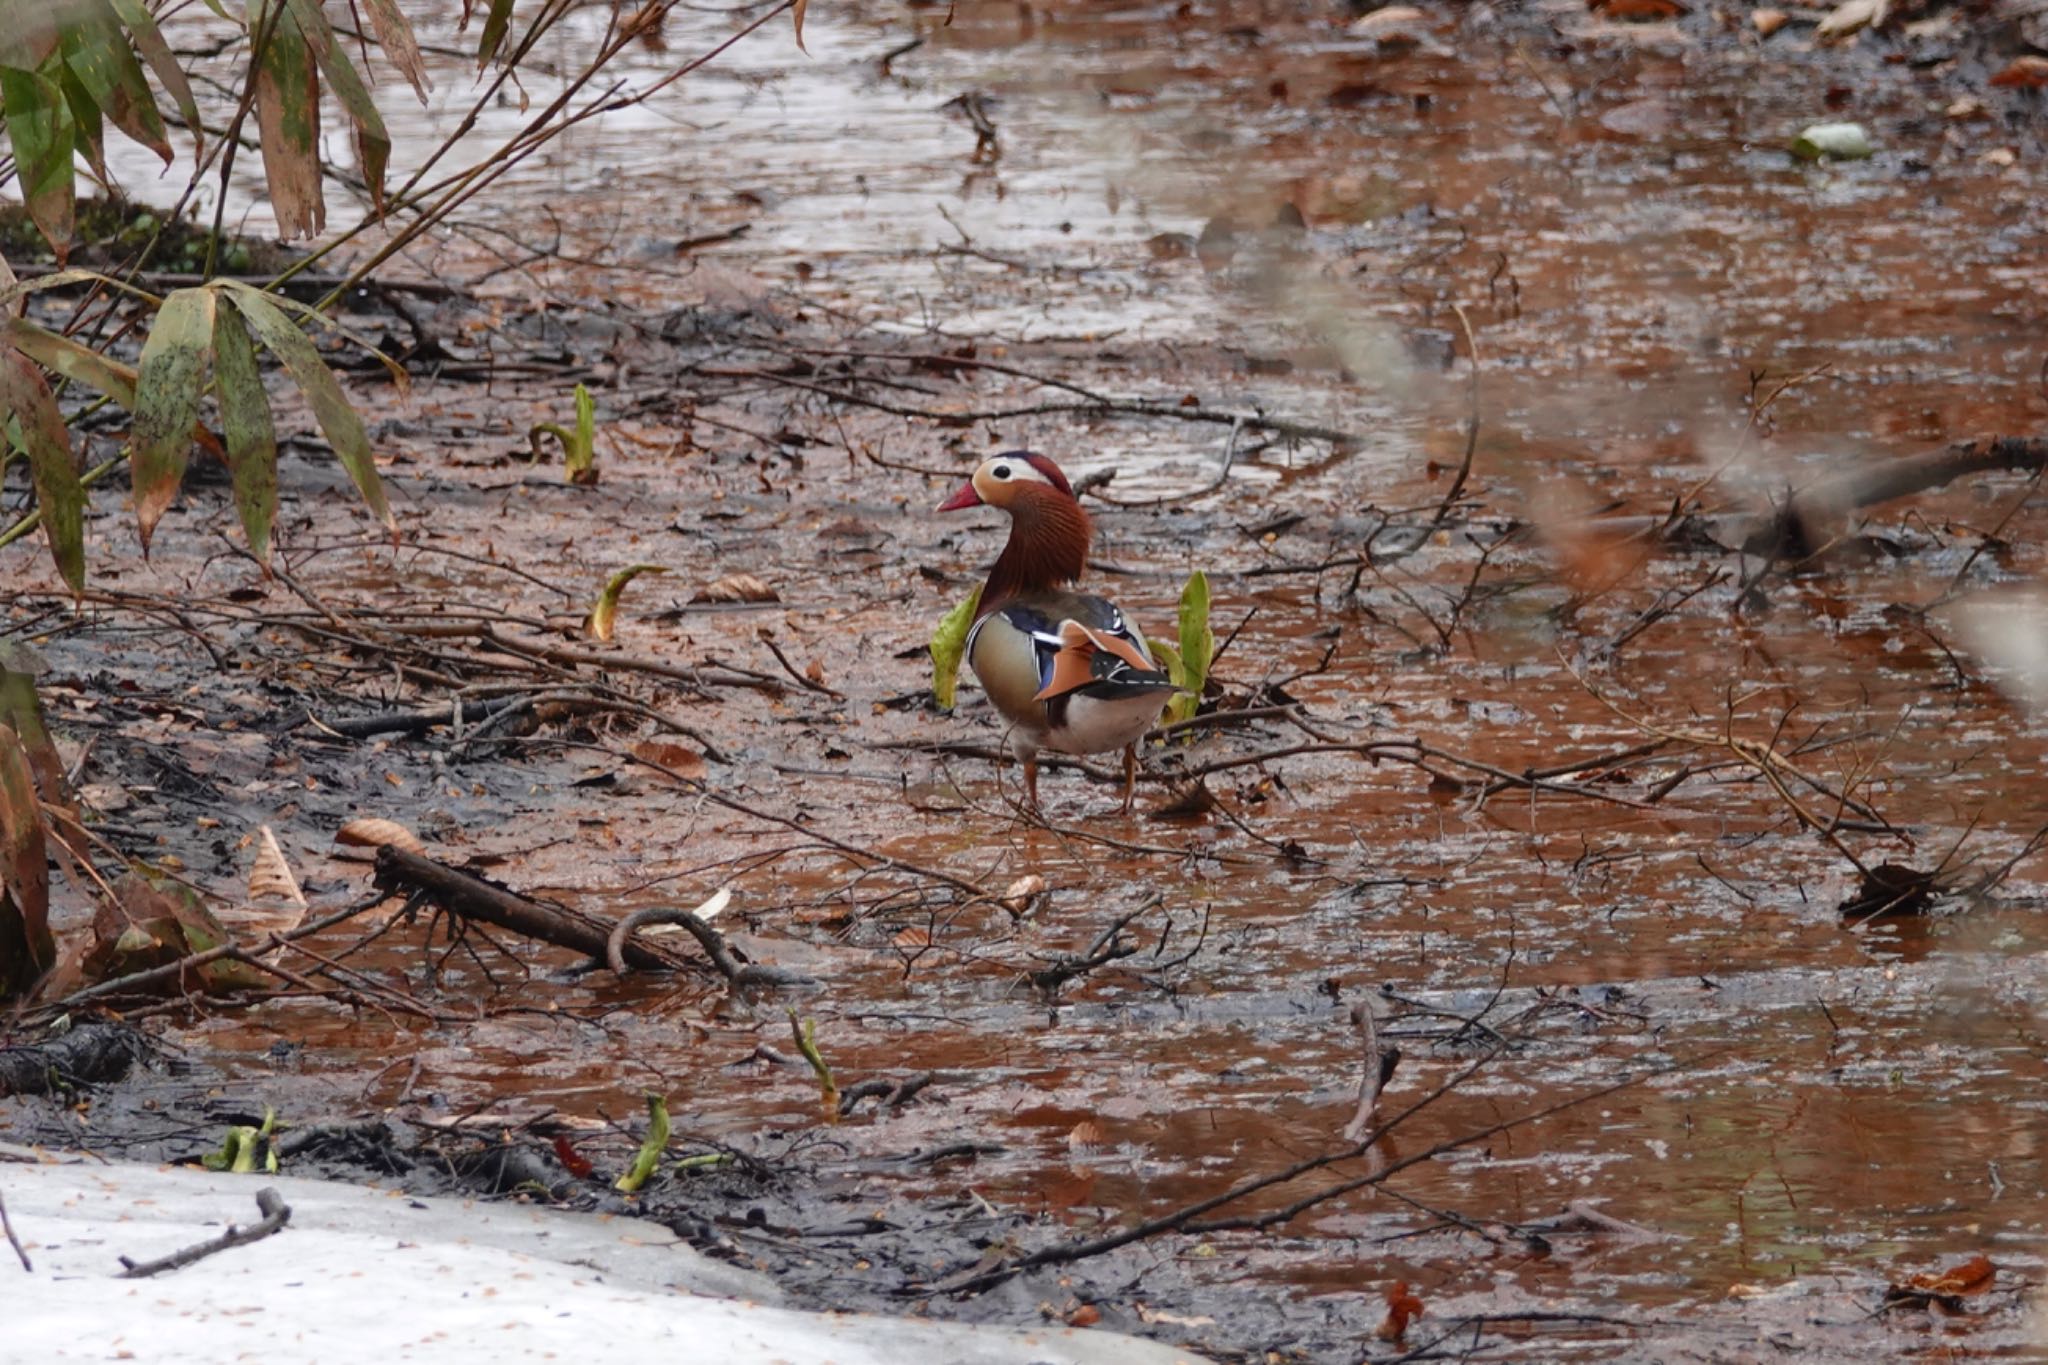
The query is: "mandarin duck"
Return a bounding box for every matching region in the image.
[939,452,1175,813]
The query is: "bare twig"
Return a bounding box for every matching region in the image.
[118,1188,291,1278]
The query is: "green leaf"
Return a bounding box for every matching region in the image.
[107,0,205,159]
[928,584,983,711]
[0,349,86,590]
[1,63,78,261]
[614,1094,670,1194]
[128,286,216,552]
[221,281,393,529]
[55,52,108,185]
[245,0,324,239]
[286,0,391,212]
[1167,570,1213,725]
[586,563,667,642]
[568,382,596,481]
[62,4,172,165]
[1149,638,1183,690]
[213,297,278,561]
[477,0,517,68]
[4,315,140,407]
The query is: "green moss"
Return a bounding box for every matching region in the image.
[0,194,292,275]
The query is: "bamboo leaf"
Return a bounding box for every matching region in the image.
[212,297,278,561]
[0,267,137,317]
[928,584,982,711]
[0,247,17,320]
[55,54,109,185]
[286,0,390,212]
[129,286,217,553]
[0,2,62,71]
[4,316,140,407]
[246,0,324,240]
[1,63,78,261]
[62,3,172,165]
[477,0,516,68]
[0,349,86,591]
[614,1094,671,1194]
[359,0,431,102]
[586,563,668,642]
[220,281,392,529]
[107,0,205,159]
[0,723,55,997]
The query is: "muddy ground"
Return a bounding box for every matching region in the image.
[5,0,2048,1359]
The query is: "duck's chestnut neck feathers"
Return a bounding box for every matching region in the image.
[983,484,1091,610]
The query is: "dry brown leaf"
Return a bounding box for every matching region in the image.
[1989,55,2048,88]
[1067,1119,1103,1152]
[1063,1304,1100,1328]
[1907,1254,1995,1296]
[1751,7,1790,35]
[630,739,708,780]
[246,825,307,908]
[1348,5,1428,43]
[334,817,426,856]
[1001,873,1047,915]
[691,572,780,604]
[893,926,933,949]
[1589,0,1686,18]
[1375,1281,1426,1343]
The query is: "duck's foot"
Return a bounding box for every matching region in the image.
[1118,744,1139,816]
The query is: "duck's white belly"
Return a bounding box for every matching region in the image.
[1040,689,1169,756]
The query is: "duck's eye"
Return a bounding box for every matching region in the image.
[991,464,1012,480]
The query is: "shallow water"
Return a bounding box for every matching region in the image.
[16,0,2048,1356]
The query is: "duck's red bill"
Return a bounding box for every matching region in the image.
[938,481,982,511]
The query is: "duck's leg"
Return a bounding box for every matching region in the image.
[1023,751,1041,811]
[1119,744,1139,815]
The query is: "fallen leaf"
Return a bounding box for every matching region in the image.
[691,572,780,604]
[226,824,309,937]
[334,817,426,856]
[1001,873,1047,915]
[630,739,707,781]
[1908,1254,1995,1296]
[1790,121,1874,161]
[1590,0,1686,19]
[1989,55,2048,89]
[1067,1119,1103,1152]
[1751,7,1789,35]
[1376,1280,1426,1343]
[552,1135,595,1178]
[1063,1304,1100,1328]
[1815,0,1887,44]
[1348,5,1428,44]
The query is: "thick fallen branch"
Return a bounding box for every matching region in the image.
[117,1188,291,1278]
[372,846,697,973]
[1748,435,2048,558]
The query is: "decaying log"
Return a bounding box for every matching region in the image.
[0,1021,147,1097]
[1748,435,2048,559]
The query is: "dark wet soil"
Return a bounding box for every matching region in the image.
[7,1,2048,1359]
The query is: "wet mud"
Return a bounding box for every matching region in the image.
[6,1,2048,1359]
